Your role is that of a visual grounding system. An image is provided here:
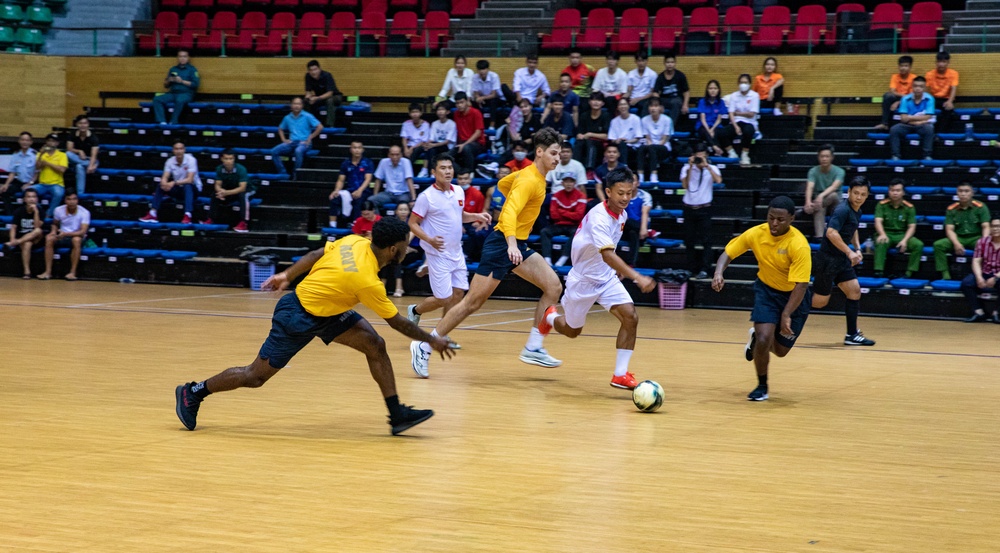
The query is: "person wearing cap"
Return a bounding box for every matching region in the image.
[447,91,485,173]
[540,169,586,267]
[33,133,68,218]
[153,50,200,125]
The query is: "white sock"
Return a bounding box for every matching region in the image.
[420,330,439,353]
[525,327,544,350]
[184,212,192,217]
[545,310,559,328]
[614,349,633,377]
[149,209,157,217]
[555,255,569,266]
[544,256,552,265]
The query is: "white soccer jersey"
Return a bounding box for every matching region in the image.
[570,201,628,283]
[412,183,465,261]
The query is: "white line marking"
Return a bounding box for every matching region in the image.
[66,291,259,308]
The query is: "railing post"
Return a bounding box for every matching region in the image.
[287,32,292,57]
[496,30,501,57]
[92,29,97,56]
[725,27,731,55]
[892,28,898,54]
[807,26,813,55]
[983,22,987,54]
[355,29,360,57]
[155,30,161,57]
[220,31,227,58]
[646,23,652,57]
[424,29,429,58]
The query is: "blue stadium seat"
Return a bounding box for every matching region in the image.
[867,133,890,140]
[908,186,940,195]
[924,216,945,224]
[885,159,919,168]
[849,159,883,167]
[937,133,966,141]
[647,238,683,248]
[930,279,962,291]
[649,209,683,218]
[956,160,991,167]
[321,227,352,237]
[921,159,952,168]
[889,278,929,289]
[954,108,984,116]
[856,277,888,288]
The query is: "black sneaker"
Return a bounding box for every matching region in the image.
[992,313,1000,324]
[389,404,434,435]
[965,313,988,323]
[175,382,202,430]
[744,327,756,362]
[844,331,876,346]
[747,385,769,401]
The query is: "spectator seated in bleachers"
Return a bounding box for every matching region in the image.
[458,167,490,262]
[716,74,759,167]
[594,143,627,204]
[304,60,343,128]
[637,98,673,184]
[933,182,991,280]
[271,97,324,179]
[803,144,846,240]
[400,103,431,176]
[573,92,610,177]
[875,55,915,131]
[592,51,629,113]
[546,142,588,196]
[620,176,652,267]
[152,50,200,126]
[65,115,99,195]
[329,140,375,228]
[32,133,68,219]
[1,132,37,215]
[873,178,923,278]
[351,200,381,240]
[890,76,935,162]
[504,141,532,173]
[5,188,43,279]
[541,171,586,267]
[370,145,416,211]
[925,51,958,133]
[379,202,422,298]
[652,53,690,133]
[204,149,250,233]
[541,96,574,143]
[448,92,486,173]
[627,52,657,119]
[961,218,1000,323]
[412,102,454,179]
[471,59,506,129]
[696,80,726,157]
[139,141,202,225]
[681,143,722,280]
[39,191,89,281]
[562,50,596,100]
[608,97,643,169]
[753,57,785,117]
[549,73,581,127]
[512,54,550,108]
[507,98,543,149]
[438,55,474,110]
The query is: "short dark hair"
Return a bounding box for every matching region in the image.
[560,72,572,80]
[177,49,190,56]
[431,152,455,169]
[605,166,635,190]
[526,54,539,62]
[74,114,89,124]
[454,91,468,101]
[408,102,422,112]
[371,215,410,249]
[957,180,974,189]
[550,97,564,105]
[476,59,489,70]
[455,165,472,176]
[350,139,364,146]
[307,59,320,68]
[220,148,235,157]
[512,141,528,150]
[19,131,32,138]
[388,144,402,153]
[738,73,752,84]
[913,76,927,85]
[23,187,37,197]
[898,55,913,65]
[818,143,835,155]
[361,200,377,212]
[634,52,648,61]
[569,49,582,56]
[768,196,796,215]
[888,177,906,188]
[606,51,620,61]
[647,97,661,108]
[936,50,951,61]
[604,142,620,153]
[849,175,871,190]
[65,190,79,199]
[664,52,677,62]
[532,127,561,150]
[454,54,466,64]
[173,140,185,148]
[560,140,573,150]
[589,91,605,102]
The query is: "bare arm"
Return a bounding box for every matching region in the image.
[874,217,887,240]
[901,222,917,244]
[261,247,324,291]
[601,249,655,292]
[945,224,961,248]
[971,256,984,282]
[385,314,454,356]
[307,123,324,143]
[982,221,990,238]
[825,226,855,257]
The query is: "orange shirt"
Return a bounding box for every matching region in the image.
[752,73,783,98]
[889,73,915,95]
[924,68,959,99]
[504,157,533,172]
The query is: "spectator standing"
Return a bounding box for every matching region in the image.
[471,59,505,128]
[715,74,760,166]
[546,141,588,195]
[875,55,915,131]
[594,143,627,203]
[352,200,382,239]
[1,132,36,214]
[925,51,958,132]
[548,73,581,126]
[592,51,629,111]
[933,182,991,280]
[652,53,690,131]
[39,191,89,281]
[541,97,575,143]
[637,98,673,183]
[512,54,551,107]
[608,98,643,170]
[961,219,1000,323]
[370,145,416,210]
[329,140,375,228]
[65,115,99,195]
[573,93,610,175]
[541,172,586,267]
[400,103,430,165]
[803,144,846,239]
[413,103,455,178]
[152,50,199,125]
[271,97,323,179]
[681,143,722,279]
[304,60,343,128]
[627,52,657,118]
[140,141,202,224]
[448,92,486,171]
[872,178,922,278]
[890,76,935,162]
[562,50,596,99]
[205,149,250,232]
[6,188,43,279]
[752,57,785,116]
[696,80,727,156]
[438,55,474,107]
[33,133,68,218]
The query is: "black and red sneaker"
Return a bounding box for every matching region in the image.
[175,382,202,430]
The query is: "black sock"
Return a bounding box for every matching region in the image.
[191,380,211,399]
[385,394,402,417]
[845,299,860,336]
[413,305,421,315]
[757,373,768,387]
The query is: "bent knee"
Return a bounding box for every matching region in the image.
[564,326,583,338]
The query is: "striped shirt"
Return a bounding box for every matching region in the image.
[974,236,1000,275]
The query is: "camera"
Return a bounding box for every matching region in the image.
[693,156,704,165]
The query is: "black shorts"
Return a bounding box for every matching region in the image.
[258,292,363,369]
[812,250,857,296]
[475,230,536,280]
[751,279,812,349]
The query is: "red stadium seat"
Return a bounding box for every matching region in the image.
[390,0,420,12]
[905,1,942,51]
[161,0,185,8]
[684,6,718,56]
[316,11,356,54]
[410,10,449,53]
[451,0,477,17]
[216,0,245,9]
[387,10,417,55]
[302,0,328,6]
[576,8,614,51]
[244,0,271,7]
[293,11,327,54]
[721,5,753,55]
[828,3,866,47]
[362,0,387,12]
[274,0,300,8]
[358,9,387,55]
[168,11,208,51]
[677,0,711,8]
[187,0,214,10]
[256,11,296,55]
[868,2,904,53]
[614,8,648,54]
[539,8,579,52]
[225,11,266,53]
[650,7,682,53]
[330,0,358,8]
[196,11,238,53]
[751,5,789,51]
[138,11,178,53]
[788,4,827,49]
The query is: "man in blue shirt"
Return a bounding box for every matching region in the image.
[328,140,375,227]
[152,50,200,125]
[890,76,935,161]
[270,97,324,178]
[1,132,36,214]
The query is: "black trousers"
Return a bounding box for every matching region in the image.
[715,122,756,151]
[758,84,784,111]
[209,192,247,222]
[637,144,671,175]
[881,91,901,127]
[448,142,484,173]
[573,138,605,170]
[540,224,576,259]
[411,144,449,167]
[620,217,641,266]
[683,204,713,273]
[961,271,1000,313]
[660,96,684,131]
[1,178,26,215]
[936,101,956,133]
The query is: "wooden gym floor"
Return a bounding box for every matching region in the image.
[1,280,998,552]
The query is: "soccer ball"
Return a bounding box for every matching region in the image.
[632,380,664,413]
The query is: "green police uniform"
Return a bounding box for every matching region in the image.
[933,200,991,276]
[873,199,923,275]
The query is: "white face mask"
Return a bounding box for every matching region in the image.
[461,183,471,190]
[738,83,751,93]
[513,151,528,161]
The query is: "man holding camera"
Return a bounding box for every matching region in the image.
[681,143,722,279]
[152,50,200,125]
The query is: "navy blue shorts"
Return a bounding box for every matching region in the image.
[751,279,812,349]
[258,293,363,369]
[475,230,536,280]
[811,250,857,296]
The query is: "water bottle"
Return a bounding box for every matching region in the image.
[101,238,108,248]
[862,237,874,254]
[965,122,974,141]
[119,278,135,284]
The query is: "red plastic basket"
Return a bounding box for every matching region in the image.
[658,282,687,310]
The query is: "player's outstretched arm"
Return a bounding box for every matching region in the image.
[712,252,733,292]
[386,314,456,359]
[601,249,655,293]
[261,247,324,291]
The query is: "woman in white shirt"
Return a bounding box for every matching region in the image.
[715,73,760,166]
[438,55,473,105]
[607,98,643,168]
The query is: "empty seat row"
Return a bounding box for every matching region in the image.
[0,25,46,51]
[158,0,479,17]
[0,3,53,27]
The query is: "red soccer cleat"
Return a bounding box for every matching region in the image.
[180,214,192,225]
[233,221,249,233]
[610,372,639,390]
[537,305,558,336]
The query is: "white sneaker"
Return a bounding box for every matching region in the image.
[519,347,563,367]
[726,148,739,159]
[407,304,421,324]
[740,152,751,166]
[415,263,428,278]
[416,167,428,178]
[773,107,782,116]
[649,173,659,184]
[410,341,430,378]
[554,255,569,267]
[544,256,553,266]
[637,172,646,182]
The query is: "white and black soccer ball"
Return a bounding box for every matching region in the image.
[632,380,664,413]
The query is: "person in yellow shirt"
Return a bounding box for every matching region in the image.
[34,133,68,218]
[410,128,563,377]
[174,217,455,436]
[712,196,812,402]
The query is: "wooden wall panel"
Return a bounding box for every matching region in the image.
[0,54,66,137]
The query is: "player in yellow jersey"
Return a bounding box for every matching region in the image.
[712,196,813,401]
[410,128,564,377]
[174,217,455,436]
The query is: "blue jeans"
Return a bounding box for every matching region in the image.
[153,92,194,125]
[152,183,195,215]
[369,191,412,210]
[270,140,311,176]
[32,184,65,218]
[65,151,97,194]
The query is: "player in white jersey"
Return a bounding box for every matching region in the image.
[405,153,490,372]
[538,166,657,389]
